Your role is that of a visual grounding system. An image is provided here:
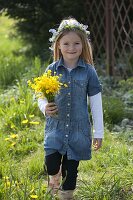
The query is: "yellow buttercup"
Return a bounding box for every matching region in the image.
[28,70,66,102]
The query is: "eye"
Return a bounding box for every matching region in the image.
[63,43,69,45]
[75,42,80,45]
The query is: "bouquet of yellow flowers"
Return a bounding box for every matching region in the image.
[28,70,67,102]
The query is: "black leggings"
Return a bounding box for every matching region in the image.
[45,152,79,190]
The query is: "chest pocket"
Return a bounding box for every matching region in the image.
[73,80,87,95]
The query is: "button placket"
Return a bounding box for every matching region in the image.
[66,74,71,122]
[63,72,72,153]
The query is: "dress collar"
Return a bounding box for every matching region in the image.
[56,57,86,70]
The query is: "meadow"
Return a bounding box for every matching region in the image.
[0,14,133,200]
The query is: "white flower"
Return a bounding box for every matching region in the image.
[83,25,88,30]
[49,46,53,51]
[49,37,53,42]
[86,31,90,35]
[49,29,56,34]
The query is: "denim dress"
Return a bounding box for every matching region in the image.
[44,57,102,161]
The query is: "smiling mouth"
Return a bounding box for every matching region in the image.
[67,52,76,54]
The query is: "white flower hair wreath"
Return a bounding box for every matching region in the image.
[49,19,90,48]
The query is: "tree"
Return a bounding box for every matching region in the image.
[0,0,87,60]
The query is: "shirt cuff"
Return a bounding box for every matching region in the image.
[89,92,104,138]
[38,98,48,115]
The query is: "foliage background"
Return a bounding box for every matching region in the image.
[0,0,88,60]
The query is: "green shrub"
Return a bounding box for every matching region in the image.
[0,14,34,89]
[0,54,31,88]
[118,77,133,92]
[103,96,125,125]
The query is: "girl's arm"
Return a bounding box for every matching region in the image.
[89,92,104,150]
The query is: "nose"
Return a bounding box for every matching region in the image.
[68,44,75,51]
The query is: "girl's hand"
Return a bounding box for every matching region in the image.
[45,102,58,116]
[93,138,102,151]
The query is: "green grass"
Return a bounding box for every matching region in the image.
[76,131,133,199]
[0,82,132,200]
[0,116,133,199]
[0,14,133,200]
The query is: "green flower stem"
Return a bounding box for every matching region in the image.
[45,93,55,103]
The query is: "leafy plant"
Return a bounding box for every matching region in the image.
[103,96,125,125]
[118,77,133,92]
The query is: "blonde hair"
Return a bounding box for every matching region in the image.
[51,18,94,65]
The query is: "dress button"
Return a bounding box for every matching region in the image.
[68,92,70,95]
[68,103,70,106]
[67,114,70,117]
[68,81,71,84]
[66,135,68,137]
[66,124,69,127]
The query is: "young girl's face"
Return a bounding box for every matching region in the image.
[58,31,82,64]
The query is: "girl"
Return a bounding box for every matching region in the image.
[38,17,104,200]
